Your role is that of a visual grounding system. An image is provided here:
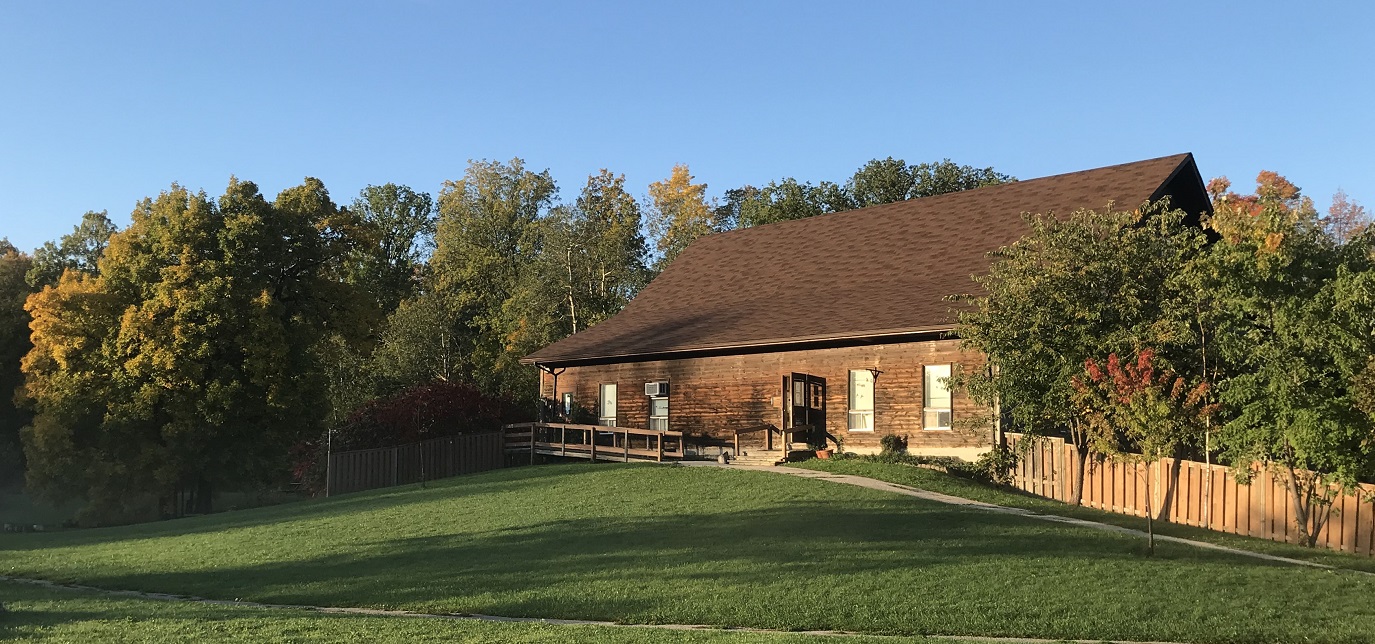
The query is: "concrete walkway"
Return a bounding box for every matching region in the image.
[681,461,1371,575]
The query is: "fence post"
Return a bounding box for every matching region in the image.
[530,424,537,465]
[590,428,597,462]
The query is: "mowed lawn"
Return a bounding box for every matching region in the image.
[0,580,939,644]
[2,463,1375,644]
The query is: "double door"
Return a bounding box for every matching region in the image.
[783,372,826,447]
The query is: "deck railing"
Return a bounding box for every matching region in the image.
[503,422,685,463]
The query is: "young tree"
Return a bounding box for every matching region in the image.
[646,164,716,269]
[952,201,1208,504]
[26,210,118,288]
[1073,349,1215,553]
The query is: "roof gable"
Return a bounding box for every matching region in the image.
[526,153,1206,366]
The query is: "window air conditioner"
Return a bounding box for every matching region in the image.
[644,381,669,397]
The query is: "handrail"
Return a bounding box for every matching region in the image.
[502,421,685,463]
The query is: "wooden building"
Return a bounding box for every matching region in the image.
[522,154,1211,461]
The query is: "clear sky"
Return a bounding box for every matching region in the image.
[2,1,1372,252]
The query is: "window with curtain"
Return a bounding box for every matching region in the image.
[848,369,874,431]
[598,383,617,427]
[649,395,668,431]
[923,364,952,429]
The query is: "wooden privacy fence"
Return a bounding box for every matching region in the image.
[327,432,503,496]
[504,422,685,462]
[1006,433,1375,556]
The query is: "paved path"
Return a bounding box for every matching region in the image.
[682,461,1371,575]
[2,575,1191,644]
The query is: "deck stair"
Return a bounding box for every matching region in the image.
[729,449,788,467]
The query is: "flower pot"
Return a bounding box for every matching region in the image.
[815,449,832,459]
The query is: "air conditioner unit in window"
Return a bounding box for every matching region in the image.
[644,381,669,397]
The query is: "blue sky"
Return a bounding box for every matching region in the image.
[2,1,1372,252]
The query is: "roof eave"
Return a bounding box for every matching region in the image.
[522,324,959,367]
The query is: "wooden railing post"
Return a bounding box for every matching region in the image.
[590,429,597,462]
[561,425,567,457]
[530,424,536,465]
[624,428,630,462]
[657,433,664,462]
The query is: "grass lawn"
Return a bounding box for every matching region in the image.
[0,580,937,643]
[2,462,1375,643]
[791,457,1375,574]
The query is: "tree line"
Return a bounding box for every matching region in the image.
[953,173,1374,547]
[0,156,1008,524]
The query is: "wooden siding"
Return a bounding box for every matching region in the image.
[542,339,991,453]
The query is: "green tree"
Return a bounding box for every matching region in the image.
[951,200,1208,505]
[26,210,118,288]
[545,170,648,333]
[0,239,34,488]
[726,158,1014,230]
[1201,173,1375,546]
[348,184,436,314]
[21,178,366,523]
[429,158,557,399]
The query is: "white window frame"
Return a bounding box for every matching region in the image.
[847,369,874,432]
[598,383,617,427]
[649,386,669,431]
[923,364,953,430]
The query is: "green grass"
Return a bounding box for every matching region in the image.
[0,580,937,643]
[3,462,1375,643]
[791,457,1375,574]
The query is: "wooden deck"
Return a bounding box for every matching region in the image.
[503,422,686,463]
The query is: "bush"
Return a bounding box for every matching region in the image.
[952,445,1019,486]
[879,433,908,456]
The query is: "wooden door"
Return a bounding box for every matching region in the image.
[785,373,826,446]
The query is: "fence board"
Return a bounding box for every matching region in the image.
[1005,433,1375,558]
[328,432,503,496]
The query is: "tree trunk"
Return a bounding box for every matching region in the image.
[1070,445,1088,506]
[1285,465,1315,547]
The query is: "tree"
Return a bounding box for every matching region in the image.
[348,184,436,314]
[0,239,34,488]
[646,164,717,269]
[726,158,1014,230]
[26,210,118,288]
[543,170,648,333]
[1202,173,1375,546]
[1073,349,1214,553]
[20,178,367,524]
[735,178,846,228]
[951,200,1208,505]
[429,158,558,399]
[1325,189,1370,245]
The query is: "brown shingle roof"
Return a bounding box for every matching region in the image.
[525,153,1205,366]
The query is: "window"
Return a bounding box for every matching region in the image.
[923,364,952,430]
[848,370,874,431]
[649,395,669,431]
[598,383,617,427]
[562,392,574,418]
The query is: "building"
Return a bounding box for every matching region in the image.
[521,154,1211,461]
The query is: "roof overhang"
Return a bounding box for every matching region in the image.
[523,324,958,368]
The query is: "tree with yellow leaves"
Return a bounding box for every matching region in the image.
[646,164,718,270]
